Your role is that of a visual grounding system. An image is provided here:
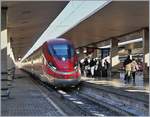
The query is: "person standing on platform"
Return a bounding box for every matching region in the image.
[131,59,138,82]
[103,59,110,77]
[83,58,88,77]
[123,55,132,83]
[97,59,102,78]
[79,60,84,76]
[90,58,95,78]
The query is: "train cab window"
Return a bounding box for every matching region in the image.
[48,44,74,59]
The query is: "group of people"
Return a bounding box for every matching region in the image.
[123,55,139,83]
[79,55,140,84]
[79,57,110,78]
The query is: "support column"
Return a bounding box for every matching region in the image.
[142,28,149,81]
[92,44,97,58]
[1,7,9,98]
[78,48,86,61]
[111,38,119,78]
[7,38,15,86]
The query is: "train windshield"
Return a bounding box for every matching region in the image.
[49,43,74,59]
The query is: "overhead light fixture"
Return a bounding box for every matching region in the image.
[99,38,143,49]
[83,48,87,53]
[99,45,111,49]
[76,49,80,54]
[118,38,143,46]
[18,57,21,61]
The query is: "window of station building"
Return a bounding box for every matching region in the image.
[97,40,111,61]
[118,36,144,72]
[101,48,110,59]
[118,38,143,61]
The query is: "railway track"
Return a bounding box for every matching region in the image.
[79,81,149,116]
[24,71,121,116]
[57,88,121,116]
[28,76,124,116]
[23,70,148,116]
[25,71,89,116]
[38,82,122,116]
[42,81,148,116]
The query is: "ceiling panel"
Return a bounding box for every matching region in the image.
[2,1,68,60]
[62,1,149,48]
[2,1,149,61]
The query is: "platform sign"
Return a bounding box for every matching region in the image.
[101,48,110,59]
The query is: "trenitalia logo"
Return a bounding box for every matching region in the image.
[62,57,66,61]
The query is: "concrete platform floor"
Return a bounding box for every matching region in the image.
[1,69,65,116]
[81,72,149,93]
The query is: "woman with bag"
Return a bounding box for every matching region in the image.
[131,59,139,82]
[123,55,132,83]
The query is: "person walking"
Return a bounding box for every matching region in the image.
[90,58,96,78]
[83,58,88,77]
[79,60,84,76]
[97,59,102,78]
[131,59,138,82]
[94,59,98,78]
[103,59,110,77]
[123,55,132,83]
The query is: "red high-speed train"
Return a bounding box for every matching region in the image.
[22,38,81,87]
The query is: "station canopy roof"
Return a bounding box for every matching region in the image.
[2,1,149,61]
[2,1,68,61]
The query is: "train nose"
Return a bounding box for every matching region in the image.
[53,57,75,71]
[57,62,74,71]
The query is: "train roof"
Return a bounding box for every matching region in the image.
[22,38,72,62]
[46,38,71,44]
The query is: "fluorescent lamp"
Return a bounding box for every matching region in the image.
[99,45,111,49]
[118,38,142,46]
[98,38,143,49]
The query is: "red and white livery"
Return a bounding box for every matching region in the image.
[22,38,81,87]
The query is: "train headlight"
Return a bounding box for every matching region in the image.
[52,66,57,70]
[48,62,57,70]
[74,66,78,70]
[74,63,78,70]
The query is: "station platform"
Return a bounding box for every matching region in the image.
[81,73,149,93]
[80,76,149,116]
[2,69,149,116]
[1,69,65,116]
